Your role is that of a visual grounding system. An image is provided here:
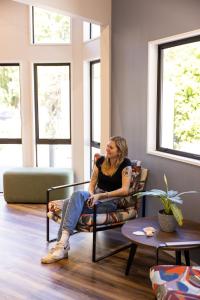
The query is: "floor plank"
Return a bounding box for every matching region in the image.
[0,195,175,300]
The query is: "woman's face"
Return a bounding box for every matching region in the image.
[105,140,119,159]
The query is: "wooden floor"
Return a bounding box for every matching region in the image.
[0,195,175,300]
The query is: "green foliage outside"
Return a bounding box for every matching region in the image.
[40,71,62,138]
[164,42,200,151]
[34,7,70,43]
[0,66,20,109]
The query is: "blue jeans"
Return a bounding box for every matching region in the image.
[57,190,117,240]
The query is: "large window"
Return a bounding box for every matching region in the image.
[32,7,71,44]
[157,36,200,160]
[0,64,22,167]
[34,63,71,167]
[90,60,101,168]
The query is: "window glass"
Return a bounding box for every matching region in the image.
[158,39,200,159]
[0,65,21,138]
[32,7,71,44]
[34,63,71,167]
[0,144,22,167]
[37,144,72,168]
[91,24,100,39]
[35,64,70,140]
[83,21,90,41]
[91,61,101,143]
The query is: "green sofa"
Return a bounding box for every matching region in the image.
[3,167,74,204]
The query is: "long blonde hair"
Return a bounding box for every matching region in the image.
[102,136,128,173]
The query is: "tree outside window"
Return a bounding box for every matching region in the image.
[158,38,200,159]
[32,7,71,44]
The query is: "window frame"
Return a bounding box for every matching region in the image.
[156,35,200,161]
[90,59,101,169]
[33,63,71,164]
[0,63,22,146]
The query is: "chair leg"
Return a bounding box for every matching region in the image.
[125,243,137,275]
[46,190,50,242]
[92,205,132,262]
[92,204,97,262]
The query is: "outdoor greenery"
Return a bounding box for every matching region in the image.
[164,42,200,152]
[37,65,70,139]
[33,7,70,44]
[0,66,20,108]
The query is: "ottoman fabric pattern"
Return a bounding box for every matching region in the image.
[150,265,200,300]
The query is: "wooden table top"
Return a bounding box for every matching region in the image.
[121,216,200,250]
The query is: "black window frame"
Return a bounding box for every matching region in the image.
[90,59,101,170]
[157,35,200,161]
[34,63,71,165]
[0,63,22,146]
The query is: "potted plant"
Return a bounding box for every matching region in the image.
[135,174,197,232]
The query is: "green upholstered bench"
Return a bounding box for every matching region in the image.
[3,167,73,204]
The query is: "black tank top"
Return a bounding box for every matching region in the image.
[96,156,131,192]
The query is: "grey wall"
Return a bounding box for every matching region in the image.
[111,0,200,222]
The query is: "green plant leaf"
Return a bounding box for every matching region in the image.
[134,190,166,198]
[168,196,183,204]
[177,191,198,197]
[167,190,178,197]
[164,174,168,193]
[171,204,183,226]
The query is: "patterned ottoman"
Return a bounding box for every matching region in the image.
[150,265,200,299]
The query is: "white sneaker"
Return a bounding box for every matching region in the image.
[41,241,70,264]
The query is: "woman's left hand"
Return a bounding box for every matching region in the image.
[87,194,101,208]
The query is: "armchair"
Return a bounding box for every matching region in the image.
[46,159,148,262]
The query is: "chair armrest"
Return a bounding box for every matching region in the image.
[47,180,90,192]
[46,180,90,204]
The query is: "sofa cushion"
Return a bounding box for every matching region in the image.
[48,202,137,232]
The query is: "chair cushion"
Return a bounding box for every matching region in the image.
[47,200,137,232]
[150,265,200,300]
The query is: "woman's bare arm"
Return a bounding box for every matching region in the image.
[88,166,132,206]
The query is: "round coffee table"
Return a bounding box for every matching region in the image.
[121,216,200,275]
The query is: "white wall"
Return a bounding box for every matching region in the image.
[13,0,111,25]
[0,0,105,186]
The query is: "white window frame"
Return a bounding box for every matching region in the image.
[147,29,200,167]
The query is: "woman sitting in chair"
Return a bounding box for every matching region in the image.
[41,136,132,264]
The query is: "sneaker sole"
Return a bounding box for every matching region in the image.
[41,253,68,264]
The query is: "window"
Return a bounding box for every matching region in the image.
[0,64,22,167]
[32,7,71,44]
[83,22,100,42]
[157,36,200,160]
[90,60,101,169]
[34,63,71,167]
